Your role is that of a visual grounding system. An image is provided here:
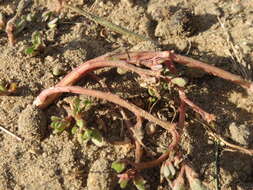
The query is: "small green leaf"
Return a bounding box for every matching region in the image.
[111,161,126,173]
[50,116,71,134]
[71,126,78,134]
[119,178,129,188]
[76,119,85,128]
[0,84,7,92]
[133,176,147,190]
[90,128,103,146]
[25,47,35,55]
[171,77,187,87]
[83,99,92,108]
[82,129,92,141]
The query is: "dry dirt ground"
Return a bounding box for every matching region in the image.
[0,0,253,190]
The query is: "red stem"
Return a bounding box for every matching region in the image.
[171,53,253,92]
[179,89,215,123]
[34,86,176,132]
[40,60,161,109]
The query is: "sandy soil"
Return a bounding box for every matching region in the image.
[0,0,253,189]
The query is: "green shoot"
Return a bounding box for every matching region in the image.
[119,178,129,189]
[111,161,126,173]
[71,97,92,118]
[133,176,147,190]
[50,116,72,134]
[25,31,45,56]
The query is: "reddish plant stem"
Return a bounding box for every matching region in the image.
[171,53,253,92]
[34,86,176,132]
[172,165,185,190]
[38,51,253,109]
[120,110,143,163]
[130,129,180,170]
[34,86,180,169]
[178,93,186,128]
[133,116,143,163]
[40,60,161,109]
[179,89,215,123]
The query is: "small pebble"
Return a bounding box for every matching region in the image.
[145,122,157,135]
[18,105,47,141]
[52,65,65,76]
[169,8,196,37]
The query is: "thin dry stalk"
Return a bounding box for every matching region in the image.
[34,86,180,168]
[0,125,22,141]
[194,118,253,156]
[64,4,153,43]
[217,17,250,79]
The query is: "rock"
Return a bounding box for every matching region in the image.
[18,105,47,141]
[87,159,117,190]
[169,8,196,37]
[228,122,252,146]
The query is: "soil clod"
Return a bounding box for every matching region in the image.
[18,105,47,141]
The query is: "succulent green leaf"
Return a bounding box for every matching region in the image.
[32,31,42,47]
[171,77,187,87]
[71,126,78,134]
[111,161,126,173]
[76,119,85,129]
[82,129,92,141]
[133,177,147,190]
[25,47,35,55]
[0,84,7,92]
[72,97,81,115]
[50,116,71,134]
[90,128,103,147]
[83,99,92,108]
[119,178,128,189]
